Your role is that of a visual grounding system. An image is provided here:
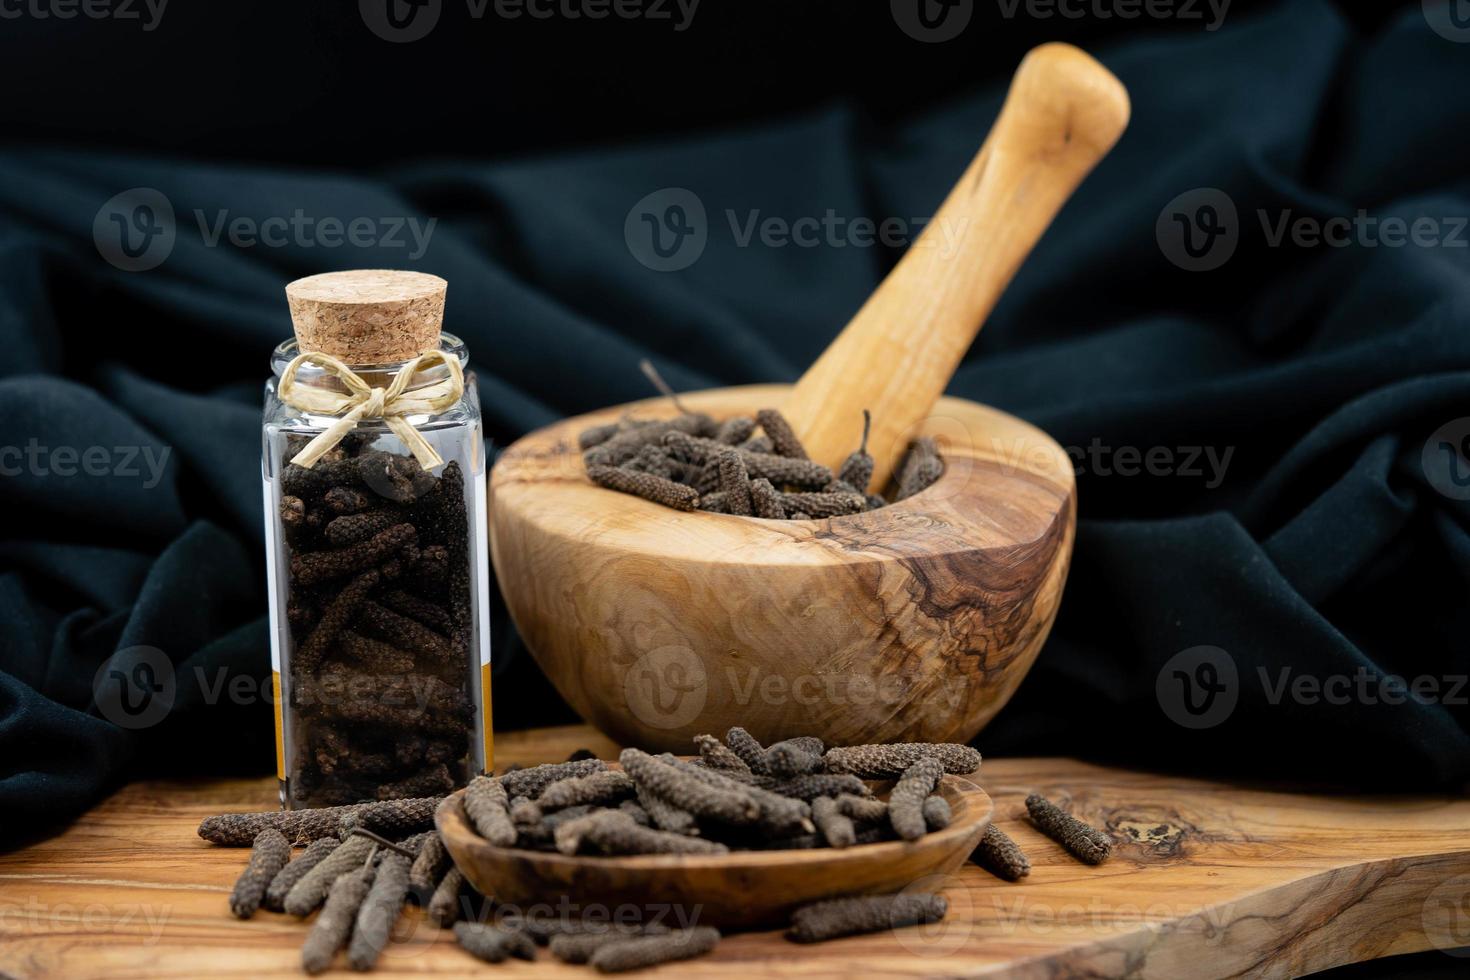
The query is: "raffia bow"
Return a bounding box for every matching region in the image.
[277,349,465,471]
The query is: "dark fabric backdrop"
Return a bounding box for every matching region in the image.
[2,0,1468,850]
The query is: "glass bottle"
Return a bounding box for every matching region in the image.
[260,270,491,808]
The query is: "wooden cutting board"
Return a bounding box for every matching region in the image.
[2,724,1467,978]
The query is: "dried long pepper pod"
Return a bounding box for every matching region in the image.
[509,797,544,826]
[377,763,456,801]
[692,734,752,776]
[583,414,711,467]
[408,832,450,896]
[723,727,770,775]
[333,630,415,673]
[454,922,537,963]
[284,833,377,916]
[1025,794,1113,865]
[499,758,607,799]
[777,491,864,518]
[833,793,888,824]
[896,436,943,500]
[627,444,679,481]
[323,509,400,547]
[635,784,700,836]
[301,864,376,975]
[889,758,945,841]
[662,432,832,488]
[464,776,517,846]
[290,523,417,586]
[376,587,453,634]
[229,829,291,919]
[748,477,786,519]
[556,809,729,856]
[323,485,371,514]
[590,927,722,973]
[537,770,635,810]
[716,416,756,445]
[823,742,981,778]
[356,601,454,661]
[716,449,754,516]
[922,794,952,831]
[264,837,340,911]
[427,865,467,926]
[667,757,812,835]
[742,434,774,455]
[578,421,624,450]
[348,850,412,970]
[764,739,824,778]
[788,892,947,943]
[294,566,385,673]
[550,931,642,964]
[756,408,809,459]
[810,796,855,848]
[619,800,652,826]
[838,410,875,493]
[198,797,443,846]
[759,773,871,801]
[696,490,728,513]
[972,824,1030,881]
[619,749,760,825]
[587,464,699,511]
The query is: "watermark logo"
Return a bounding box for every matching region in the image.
[1422,874,1470,956]
[623,644,707,729]
[362,0,698,40]
[1156,645,1237,730]
[93,646,175,730]
[360,0,442,42]
[1159,187,1469,270]
[94,188,176,272]
[95,188,437,271]
[625,188,969,271]
[1424,0,1470,43]
[1423,418,1470,501]
[891,0,973,42]
[625,188,707,272]
[1156,187,1237,272]
[892,873,970,956]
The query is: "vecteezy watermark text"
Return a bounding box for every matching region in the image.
[360,0,698,42]
[1157,645,1469,729]
[1158,187,1470,271]
[0,0,168,30]
[94,187,438,272]
[0,440,171,488]
[624,187,969,272]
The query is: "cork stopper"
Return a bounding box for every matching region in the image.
[286,270,447,363]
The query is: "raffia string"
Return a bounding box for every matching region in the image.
[277,349,464,471]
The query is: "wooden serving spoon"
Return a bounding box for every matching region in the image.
[784,42,1130,487]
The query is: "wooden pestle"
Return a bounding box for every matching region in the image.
[782,43,1130,488]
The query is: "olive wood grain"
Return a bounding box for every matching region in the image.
[490,384,1076,754]
[782,42,1130,486]
[437,763,992,930]
[3,727,1468,979]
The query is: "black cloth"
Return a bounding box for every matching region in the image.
[2,0,1468,846]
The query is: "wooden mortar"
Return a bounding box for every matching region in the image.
[491,44,1129,752]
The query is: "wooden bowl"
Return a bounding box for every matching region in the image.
[489,383,1075,752]
[436,768,993,929]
